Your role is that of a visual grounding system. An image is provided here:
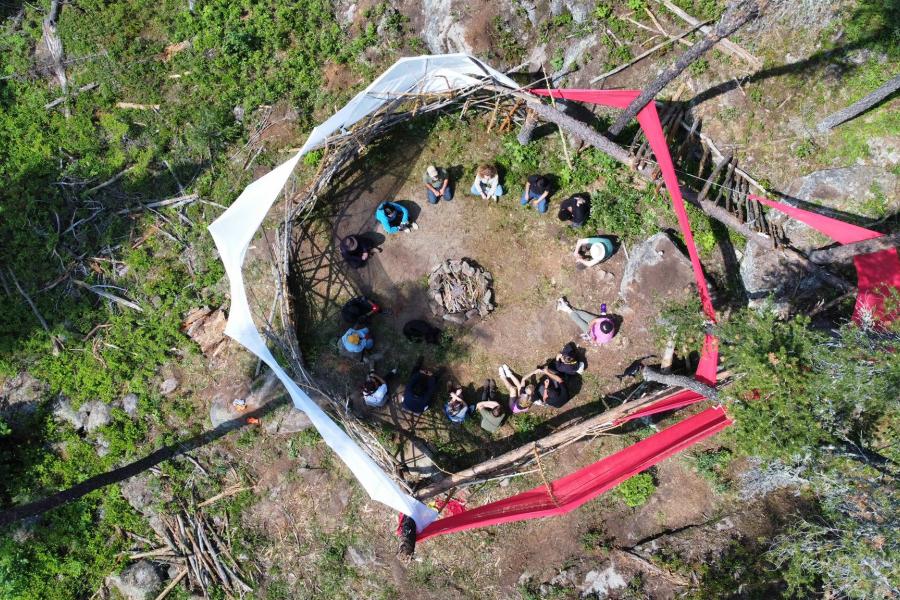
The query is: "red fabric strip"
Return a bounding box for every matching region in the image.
[613,389,704,425]
[750,195,900,324]
[416,406,732,542]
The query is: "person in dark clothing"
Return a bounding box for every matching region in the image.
[520,174,551,213]
[341,296,380,325]
[402,358,438,414]
[402,319,442,344]
[557,194,590,227]
[534,367,569,408]
[340,235,374,269]
[553,342,585,375]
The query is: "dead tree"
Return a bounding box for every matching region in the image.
[808,231,900,264]
[816,74,900,133]
[517,109,539,145]
[42,0,69,117]
[608,0,763,136]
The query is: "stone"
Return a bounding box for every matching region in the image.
[160,377,179,395]
[263,405,313,435]
[420,0,472,54]
[442,313,466,324]
[106,560,162,600]
[0,372,48,431]
[53,397,85,430]
[82,401,112,432]
[619,232,694,304]
[580,566,627,597]
[120,475,156,514]
[465,308,479,320]
[94,435,110,458]
[121,393,139,417]
[866,136,900,166]
[183,307,228,356]
[345,546,378,568]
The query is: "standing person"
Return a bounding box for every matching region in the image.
[557,194,590,227]
[470,164,503,201]
[341,325,374,358]
[340,235,374,269]
[556,297,617,346]
[362,368,395,408]
[475,379,505,433]
[402,358,438,414]
[444,386,468,424]
[376,201,417,234]
[554,341,585,375]
[423,164,452,204]
[498,364,538,414]
[533,367,570,408]
[520,174,551,213]
[341,296,380,325]
[573,236,615,268]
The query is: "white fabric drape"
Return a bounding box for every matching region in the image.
[208,54,516,530]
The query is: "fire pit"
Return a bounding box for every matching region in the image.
[427,258,495,324]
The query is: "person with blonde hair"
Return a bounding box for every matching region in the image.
[470,164,503,200]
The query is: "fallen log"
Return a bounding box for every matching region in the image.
[816,74,900,133]
[808,231,900,264]
[642,367,718,402]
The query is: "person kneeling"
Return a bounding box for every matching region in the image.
[573,236,615,268]
[470,164,503,201]
[341,326,373,360]
[362,369,394,408]
[520,174,551,214]
[558,194,590,227]
[376,201,418,234]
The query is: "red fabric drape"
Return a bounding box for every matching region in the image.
[749,195,900,325]
[416,406,732,542]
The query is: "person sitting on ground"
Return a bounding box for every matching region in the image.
[475,379,505,433]
[340,235,375,269]
[470,164,503,201]
[444,386,468,424]
[376,201,417,234]
[341,296,380,325]
[402,319,442,344]
[534,366,570,408]
[556,297,617,346]
[424,164,452,204]
[573,236,615,268]
[520,174,551,214]
[362,368,395,408]
[554,341,585,375]
[402,358,438,414]
[498,364,537,414]
[558,194,590,227]
[341,325,374,356]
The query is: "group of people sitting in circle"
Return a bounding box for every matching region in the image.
[339,163,600,270]
[334,160,621,434]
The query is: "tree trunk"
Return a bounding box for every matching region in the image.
[517,109,539,145]
[816,74,900,133]
[808,231,900,264]
[641,367,718,401]
[42,0,69,117]
[608,0,762,136]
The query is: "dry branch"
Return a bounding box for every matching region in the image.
[73,279,143,311]
[816,74,900,133]
[808,231,900,264]
[115,102,161,110]
[45,82,98,109]
[641,367,718,401]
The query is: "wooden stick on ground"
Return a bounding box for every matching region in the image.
[641,367,718,401]
[816,74,900,133]
[153,569,187,600]
[808,231,900,264]
[72,279,143,312]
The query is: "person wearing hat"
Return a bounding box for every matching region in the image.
[520,174,551,213]
[423,164,452,204]
[573,236,615,268]
[556,297,618,346]
[558,194,590,227]
[341,325,374,356]
[375,201,417,234]
[340,235,374,269]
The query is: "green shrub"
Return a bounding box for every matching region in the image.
[616,472,656,507]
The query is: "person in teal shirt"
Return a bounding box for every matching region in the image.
[375,201,417,234]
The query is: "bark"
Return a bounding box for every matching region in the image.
[816,74,900,133]
[608,0,762,136]
[808,231,900,264]
[641,367,718,401]
[42,0,68,116]
[516,109,539,145]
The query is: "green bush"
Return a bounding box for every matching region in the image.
[616,472,656,507]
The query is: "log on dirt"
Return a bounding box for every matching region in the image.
[815,74,900,133]
[808,231,900,264]
[608,0,763,136]
[641,367,718,402]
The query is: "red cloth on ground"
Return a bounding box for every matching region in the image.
[532,89,719,384]
[416,406,733,542]
[750,195,900,325]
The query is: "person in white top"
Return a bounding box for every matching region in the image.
[573,236,615,268]
[470,163,503,200]
[362,369,394,407]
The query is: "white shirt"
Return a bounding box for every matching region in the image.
[364,383,388,407]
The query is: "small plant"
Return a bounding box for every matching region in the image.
[550,47,565,72]
[626,0,645,11]
[689,58,709,76]
[580,528,612,551]
[689,448,733,493]
[794,139,816,159]
[512,412,542,435]
[594,3,613,20]
[616,472,657,507]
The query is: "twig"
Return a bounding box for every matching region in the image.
[84,166,133,195]
[45,82,98,109]
[8,268,62,354]
[153,569,187,600]
[72,279,143,312]
[115,102,161,110]
[196,485,250,508]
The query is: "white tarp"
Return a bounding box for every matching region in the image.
[208,54,517,531]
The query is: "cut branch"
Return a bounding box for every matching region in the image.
[641,367,718,401]
[73,279,143,312]
[808,231,900,264]
[609,0,762,136]
[816,75,900,133]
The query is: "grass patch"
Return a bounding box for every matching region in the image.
[615,471,657,507]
